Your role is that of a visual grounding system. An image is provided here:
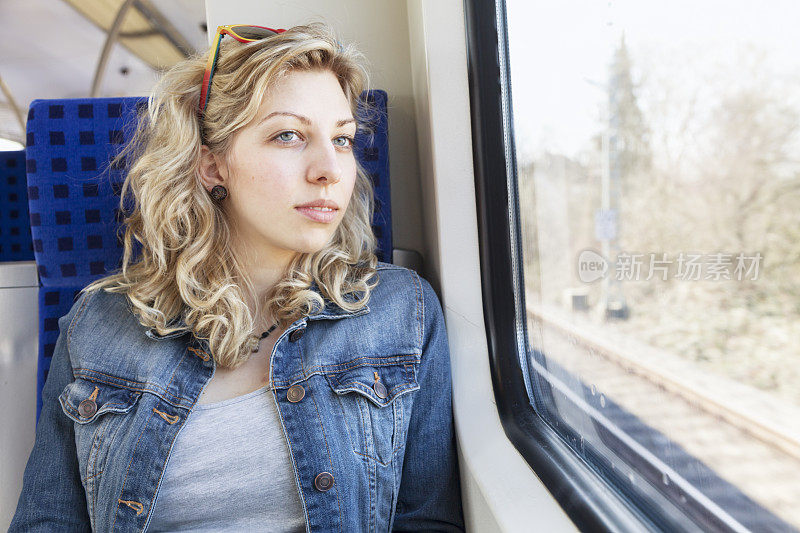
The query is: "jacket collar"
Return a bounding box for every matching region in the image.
[145,280,369,340]
[305,280,371,320]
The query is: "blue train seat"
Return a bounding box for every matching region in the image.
[0,149,34,262]
[25,91,392,422]
[355,90,392,258]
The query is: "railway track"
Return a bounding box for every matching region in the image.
[526,303,800,531]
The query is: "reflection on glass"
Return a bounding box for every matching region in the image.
[508,1,800,529]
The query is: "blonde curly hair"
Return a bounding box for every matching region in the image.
[82,22,379,368]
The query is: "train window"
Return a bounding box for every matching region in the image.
[468,0,800,530]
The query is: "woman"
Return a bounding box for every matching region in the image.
[11,22,464,532]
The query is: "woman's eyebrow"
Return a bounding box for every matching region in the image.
[259,111,355,128]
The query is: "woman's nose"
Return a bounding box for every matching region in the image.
[306,139,342,185]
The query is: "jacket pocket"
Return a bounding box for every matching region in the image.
[59,378,141,424]
[59,378,142,525]
[324,357,420,464]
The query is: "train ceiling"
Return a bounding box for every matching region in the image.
[0,0,208,145]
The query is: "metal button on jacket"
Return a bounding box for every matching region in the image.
[373,380,387,399]
[372,371,387,399]
[289,328,305,342]
[78,399,97,418]
[314,472,334,491]
[287,384,305,403]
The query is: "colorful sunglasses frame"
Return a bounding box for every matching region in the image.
[198,24,286,114]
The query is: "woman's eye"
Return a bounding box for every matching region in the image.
[275,131,298,143]
[334,135,354,148]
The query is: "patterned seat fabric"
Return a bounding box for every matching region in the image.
[26,92,392,422]
[355,90,392,259]
[0,149,34,261]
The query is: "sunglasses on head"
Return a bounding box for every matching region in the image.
[199,24,286,115]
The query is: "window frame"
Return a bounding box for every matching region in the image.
[463,0,725,530]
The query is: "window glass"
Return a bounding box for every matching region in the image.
[507,1,800,529]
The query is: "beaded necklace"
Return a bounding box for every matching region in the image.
[251,322,279,353]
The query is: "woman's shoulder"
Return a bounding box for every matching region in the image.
[373,261,438,302]
[368,261,442,330]
[57,287,193,384]
[370,263,447,360]
[63,287,164,356]
[372,261,425,304]
[66,287,139,332]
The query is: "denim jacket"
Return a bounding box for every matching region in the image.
[10,262,464,532]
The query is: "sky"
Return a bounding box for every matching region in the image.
[506,0,800,162]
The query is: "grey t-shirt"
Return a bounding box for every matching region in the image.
[147,384,307,532]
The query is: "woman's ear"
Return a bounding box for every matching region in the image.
[198,145,227,191]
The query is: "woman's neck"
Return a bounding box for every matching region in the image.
[231,239,296,330]
[241,268,287,332]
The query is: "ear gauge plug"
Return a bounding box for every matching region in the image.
[210,185,228,201]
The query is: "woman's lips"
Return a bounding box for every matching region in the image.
[295,206,338,223]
